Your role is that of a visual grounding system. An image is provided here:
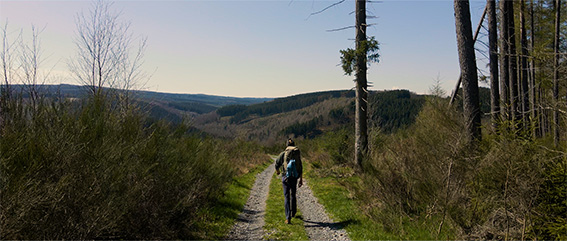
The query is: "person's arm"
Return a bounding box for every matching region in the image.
[275,151,284,175]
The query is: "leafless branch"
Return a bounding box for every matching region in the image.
[327,26,355,32]
[307,0,346,19]
[68,0,148,109]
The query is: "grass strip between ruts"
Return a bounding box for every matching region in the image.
[263,172,309,240]
[191,159,272,240]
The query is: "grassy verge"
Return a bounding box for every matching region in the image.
[304,167,393,240]
[304,162,457,240]
[191,159,272,239]
[264,172,309,240]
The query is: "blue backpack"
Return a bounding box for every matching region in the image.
[286,159,298,178]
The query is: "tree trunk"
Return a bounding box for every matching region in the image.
[488,0,500,130]
[454,0,481,142]
[520,0,530,131]
[553,0,561,146]
[500,0,510,121]
[529,0,538,138]
[354,0,368,168]
[507,0,520,128]
[448,6,487,107]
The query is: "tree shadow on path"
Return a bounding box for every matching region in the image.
[297,216,359,230]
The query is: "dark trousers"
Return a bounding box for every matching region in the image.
[282,176,297,221]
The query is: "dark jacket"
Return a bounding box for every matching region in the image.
[275,146,303,178]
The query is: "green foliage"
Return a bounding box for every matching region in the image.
[225,90,355,123]
[217,104,247,117]
[281,116,323,138]
[303,96,565,239]
[192,161,271,239]
[167,101,217,114]
[453,87,491,114]
[340,36,380,76]
[531,155,567,240]
[0,93,265,239]
[368,89,425,132]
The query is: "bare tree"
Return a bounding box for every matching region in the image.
[19,25,46,110]
[553,0,561,146]
[487,0,499,130]
[454,0,481,141]
[500,0,510,122]
[520,0,530,131]
[506,0,520,129]
[68,0,147,106]
[529,0,538,138]
[1,22,20,101]
[448,5,487,107]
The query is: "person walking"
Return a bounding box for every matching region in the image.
[275,138,303,224]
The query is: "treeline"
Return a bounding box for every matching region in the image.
[454,0,566,143]
[281,116,324,138]
[368,89,426,131]
[281,89,426,138]
[166,101,217,114]
[305,97,566,240]
[489,0,566,144]
[217,90,355,123]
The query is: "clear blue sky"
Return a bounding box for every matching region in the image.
[0,0,488,98]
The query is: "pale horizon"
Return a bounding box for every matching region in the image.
[0,0,489,98]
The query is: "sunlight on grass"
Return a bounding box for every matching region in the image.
[192,160,271,239]
[304,163,395,240]
[264,172,309,240]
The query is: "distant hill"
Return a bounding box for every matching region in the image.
[8,84,272,123]
[9,84,491,144]
[195,89,428,145]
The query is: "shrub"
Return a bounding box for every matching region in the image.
[0,94,259,239]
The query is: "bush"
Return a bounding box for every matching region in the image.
[0,94,260,239]
[303,96,566,239]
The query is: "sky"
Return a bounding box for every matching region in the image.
[0,0,488,98]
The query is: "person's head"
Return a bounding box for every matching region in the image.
[287,138,295,147]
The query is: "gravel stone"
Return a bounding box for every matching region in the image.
[227,160,351,241]
[227,163,275,240]
[297,179,351,241]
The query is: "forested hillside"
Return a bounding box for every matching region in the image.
[6,84,271,124]
[196,89,428,145]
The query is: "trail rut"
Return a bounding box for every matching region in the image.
[227,160,351,241]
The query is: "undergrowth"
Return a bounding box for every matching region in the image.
[0,94,266,239]
[303,97,566,240]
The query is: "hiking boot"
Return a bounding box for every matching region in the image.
[285,219,291,224]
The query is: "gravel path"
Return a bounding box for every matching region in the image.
[227,162,275,240]
[297,179,351,241]
[227,159,351,241]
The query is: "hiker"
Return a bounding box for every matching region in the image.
[275,138,303,224]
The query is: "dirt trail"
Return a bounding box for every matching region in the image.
[227,162,275,240]
[297,179,351,241]
[227,159,350,241]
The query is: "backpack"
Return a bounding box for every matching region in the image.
[286,159,298,178]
